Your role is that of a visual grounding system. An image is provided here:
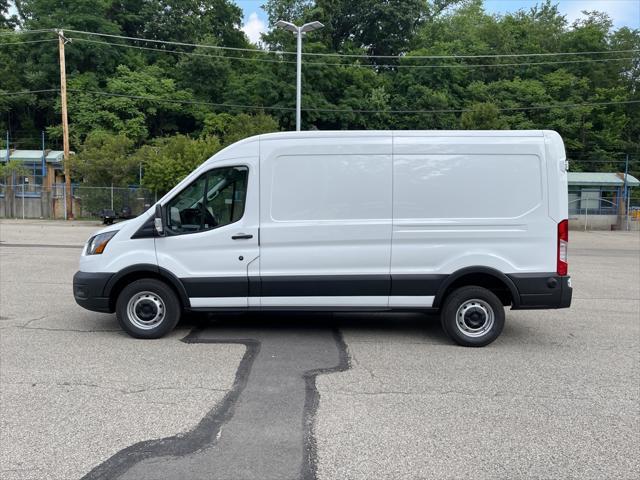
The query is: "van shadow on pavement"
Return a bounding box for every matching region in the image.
[82,312,442,480]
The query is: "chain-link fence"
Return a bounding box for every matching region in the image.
[0,184,156,219]
[568,196,640,231]
[68,185,156,219]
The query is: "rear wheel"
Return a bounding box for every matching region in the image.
[116,279,181,339]
[440,286,505,347]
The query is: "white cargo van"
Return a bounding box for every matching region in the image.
[74,131,572,346]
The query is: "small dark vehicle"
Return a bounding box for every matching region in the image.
[99,209,117,225]
[119,206,133,219]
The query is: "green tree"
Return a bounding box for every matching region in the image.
[0,159,29,183]
[66,65,200,142]
[202,112,280,145]
[2,0,638,181]
[74,131,137,186]
[135,134,221,193]
[314,0,429,57]
[0,0,18,28]
[460,103,508,129]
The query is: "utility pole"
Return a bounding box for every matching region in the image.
[623,153,629,230]
[57,29,73,219]
[41,130,46,183]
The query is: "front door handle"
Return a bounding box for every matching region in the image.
[232,233,253,240]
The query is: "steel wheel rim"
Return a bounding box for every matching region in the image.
[126,291,166,330]
[455,298,495,338]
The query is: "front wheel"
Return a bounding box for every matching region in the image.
[116,279,181,339]
[440,286,505,347]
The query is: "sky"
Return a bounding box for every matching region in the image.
[238,0,640,44]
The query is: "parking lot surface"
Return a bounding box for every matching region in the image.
[1,219,638,479]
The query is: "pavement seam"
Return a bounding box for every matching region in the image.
[77,326,352,480]
[301,328,351,480]
[79,329,260,480]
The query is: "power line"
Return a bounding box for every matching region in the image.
[64,28,640,60]
[3,88,639,115]
[65,29,287,55]
[356,57,637,70]
[70,37,293,65]
[0,29,54,37]
[67,89,296,111]
[303,99,640,113]
[0,89,59,96]
[305,49,640,60]
[0,39,58,46]
[66,89,640,114]
[68,37,636,70]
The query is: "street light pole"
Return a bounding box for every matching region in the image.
[296,28,302,131]
[275,20,324,131]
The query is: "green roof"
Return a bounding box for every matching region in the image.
[568,172,639,187]
[2,150,71,164]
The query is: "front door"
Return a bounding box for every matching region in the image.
[155,158,259,308]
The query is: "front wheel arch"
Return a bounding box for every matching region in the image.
[105,264,190,312]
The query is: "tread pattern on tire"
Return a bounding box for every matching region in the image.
[116,278,181,339]
[440,285,505,347]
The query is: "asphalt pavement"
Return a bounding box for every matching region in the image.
[0,220,638,479]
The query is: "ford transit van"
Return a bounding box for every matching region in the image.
[73,131,572,346]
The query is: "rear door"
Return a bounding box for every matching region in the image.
[155,157,259,308]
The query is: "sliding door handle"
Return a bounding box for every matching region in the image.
[232,233,253,240]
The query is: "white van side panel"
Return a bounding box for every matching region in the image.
[391,133,556,276]
[259,135,393,279]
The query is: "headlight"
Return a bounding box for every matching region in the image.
[86,231,117,255]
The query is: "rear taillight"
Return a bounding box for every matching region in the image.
[557,219,568,276]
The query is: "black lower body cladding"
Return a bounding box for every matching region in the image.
[73,271,114,313]
[508,273,572,309]
[73,268,572,313]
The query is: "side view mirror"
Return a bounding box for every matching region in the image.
[154,204,165,236]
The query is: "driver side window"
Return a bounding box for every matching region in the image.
[165,166,249,235]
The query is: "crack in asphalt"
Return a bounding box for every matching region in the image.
[5,381,229,395]
[0,316,119,333]
[0,243,84,249]
[81,321,350,480]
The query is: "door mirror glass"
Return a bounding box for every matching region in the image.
[154,204,164,236]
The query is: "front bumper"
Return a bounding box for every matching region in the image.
[508,274,572,309]
[73,271,114,313]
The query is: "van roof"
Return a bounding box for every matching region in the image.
[258,130,547,141]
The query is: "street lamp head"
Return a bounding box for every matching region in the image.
[275,20,298,33]
[301,21,325,33]
[275,20,324,34]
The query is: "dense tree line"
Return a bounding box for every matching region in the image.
[1,0,638,192]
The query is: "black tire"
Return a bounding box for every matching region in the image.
[116,278,181,339]
[440,286,505,347]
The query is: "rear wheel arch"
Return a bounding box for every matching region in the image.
[433,267,519,309]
